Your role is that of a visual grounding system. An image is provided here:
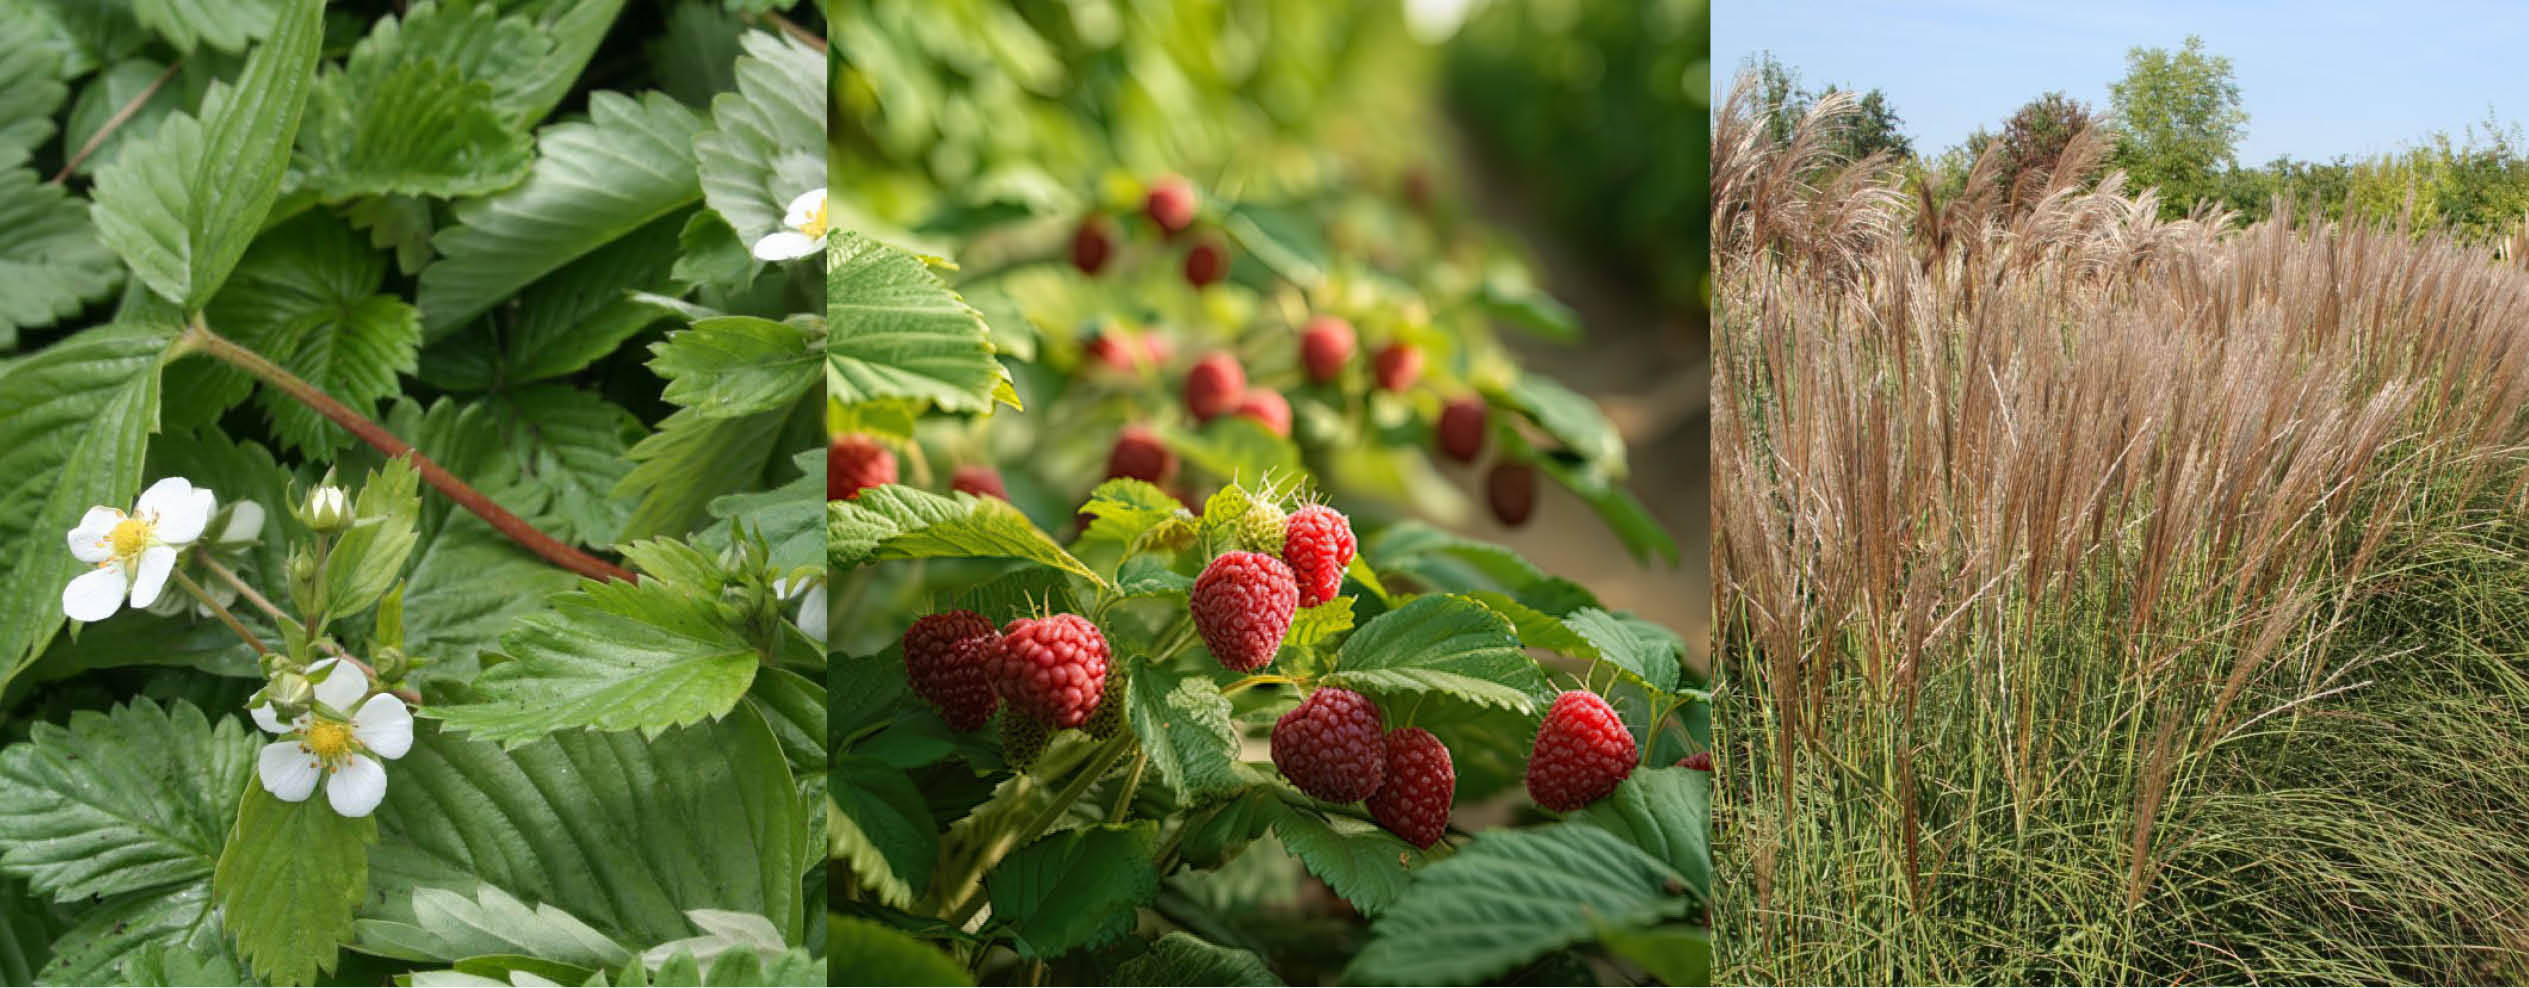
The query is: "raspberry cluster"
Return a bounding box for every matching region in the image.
[899,609,1117,767]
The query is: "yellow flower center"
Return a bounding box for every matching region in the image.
[108,517,154,558]
[304,720,355,764]
[799,195,828,238]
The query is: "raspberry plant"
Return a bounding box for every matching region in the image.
[826,3,1705,982]
[0,4,829,984]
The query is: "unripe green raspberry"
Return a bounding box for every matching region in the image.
[1234,501,1288,555]
[1083,664,1129,740]
[1000,710,1052,771]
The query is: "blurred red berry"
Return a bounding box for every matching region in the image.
[1487,460,1536,526]
[1437,396,1487,463]
[1300,316,1355,383]
[1184,238,1229,288]
[1185,352,1246,422]
[1232,390,1291,437]
[951,464,1009,500]
[827,435,895,501]
[1145,176,1197,236]
[1681,751,1714,772]
[1086,330,1143,373]
[1106,425,1177,486]
[1373,341,1423,392]
[1071,215,1114,275]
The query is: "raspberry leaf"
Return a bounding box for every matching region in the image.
[830,756,936,910]
[828,485,1105,587]
[1570,767,1712,904]
[1268,803,1415,917]
[825,917,971,987]
[1126,672,1243,804]
[1561,607,1682,695]
[1116,932,1281,986]
[1342,823,1692,985]
[1321,595,1551,714]
[827,232,1017,414]
[985,822,1160,959]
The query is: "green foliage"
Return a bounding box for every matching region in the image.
[695,30,825,245]
[1343,824,1692,985]
[0,165,122,347]
[826,917,972,987]
[0,328,170,687]
[198,212,422,455]
[212,787,381,986]
[825,232,1012,414]
[417,91,705,337]
[2107,35,2247,217]
[1321,595,1549,713]
[985,822,1161,958]
[90,0,320,310]
[298,0,546,200]
[0,698,250,902]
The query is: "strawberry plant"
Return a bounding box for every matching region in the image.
[0,3,828,984]
[827,2,1705,983]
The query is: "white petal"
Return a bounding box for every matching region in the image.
[133,477,194,519]
[218,500,266,544]
[783,187,826,226]
[327,755,388,817]
[797,583,827,645]
[751,231,817,261]
[126,545,177,609]
[61,566,128,622]
[154,487,216,545]
[250,702,287,734]
[311,658,368,711]
[67,507,123,562]
[257,741,321,802]
[353,693,412,759]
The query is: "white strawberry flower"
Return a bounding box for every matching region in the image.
[750,187,828,261]
[145,499,268,619]
[62,477,218,623]
[251,658,413,817]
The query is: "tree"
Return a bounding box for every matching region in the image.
[1996,91,2097,205]
[1744,52,1913,163]
[2108,35,2248,216]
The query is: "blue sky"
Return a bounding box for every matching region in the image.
[1713,1,2529,164]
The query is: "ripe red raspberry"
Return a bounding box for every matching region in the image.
[1190,550,1298,672]
[1680,751,1714,772]
[1526,690,1638,811]
[1071,215,1115,274]
[902,611,999,732]
[988,614,1110,729]
[1145,176,1197,236]
[1184,238,1228,288]
[1106,425,1177,485]
[1366,727,1454,848]
[1270,687,1387,803]
[1232,390,1290,437]
[1436,396,1487,464]
[1299,316,1355,383]
[1280,505,1355,608]
[1487,460,1536,527]
[827,435,895,501]
[1184,352,1245,423]
[951,464,1008,501]
[1372,341,1423,392]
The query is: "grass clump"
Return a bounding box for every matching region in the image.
[1711,73,2529,985]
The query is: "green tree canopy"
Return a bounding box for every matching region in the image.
[2109,35,2248,216]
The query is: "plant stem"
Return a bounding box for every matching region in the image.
[751,11,827,52]
[1108,749,1148,823]
[51,61,180,184]
[194,551,286,626]
[940,736,1134,928]
[182,321,634,584]
[1221,673,1298,695]
[170,568,269,656]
